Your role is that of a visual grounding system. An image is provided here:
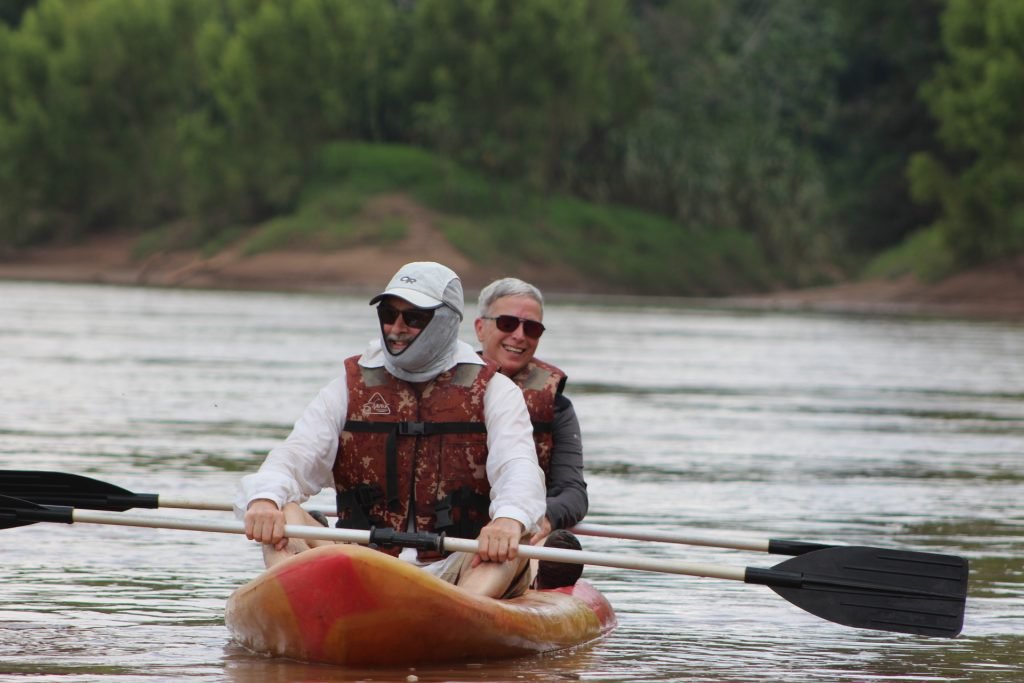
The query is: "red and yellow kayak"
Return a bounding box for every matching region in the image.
[225,544,617,665]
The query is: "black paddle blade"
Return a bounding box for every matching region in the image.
[747,546,968,638]
[0,495,75,529]
[0,470,158,512]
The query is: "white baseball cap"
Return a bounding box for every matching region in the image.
[369,262,464,319]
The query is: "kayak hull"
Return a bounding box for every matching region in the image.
[225,544,616,665]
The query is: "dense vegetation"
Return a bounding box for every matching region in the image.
[0,0,1021,294]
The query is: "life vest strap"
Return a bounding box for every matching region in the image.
[532,420,554,434]
[335,483,383,530]
[433,484,490,542]
[342,420,488,514]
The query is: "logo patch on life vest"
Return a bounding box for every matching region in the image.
[365,392,391,415]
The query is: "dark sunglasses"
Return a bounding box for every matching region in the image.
[377,303,435,329]
[482,315,545,339]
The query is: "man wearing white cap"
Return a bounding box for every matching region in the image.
[238,262,546,598]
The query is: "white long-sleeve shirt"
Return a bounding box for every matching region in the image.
[236,339,545,533]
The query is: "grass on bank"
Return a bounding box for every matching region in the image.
[310,142,776,295]
[861,225,959,283]
[141,141,780,296]
[241,184,408,256]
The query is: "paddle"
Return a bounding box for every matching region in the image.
[0,469,237,512]
[570,522,830,555]
[0,470,830,555]
[0,494,967,638]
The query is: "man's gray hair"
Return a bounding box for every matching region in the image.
[477,278,544,317]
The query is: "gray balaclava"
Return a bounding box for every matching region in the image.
[368,262,464,382]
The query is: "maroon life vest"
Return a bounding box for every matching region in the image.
[509,357,567,475]
[333,355,498,559]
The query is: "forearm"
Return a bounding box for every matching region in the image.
[489,458,546,532]
[546,482,588,529]
[484,376,547,532]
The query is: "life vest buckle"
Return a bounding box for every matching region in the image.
[397,421,426,436]
[352,483,382,508]
[434,499,453,528]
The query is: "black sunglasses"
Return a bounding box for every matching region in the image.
[377,303,435,329]
[482,315,545,339]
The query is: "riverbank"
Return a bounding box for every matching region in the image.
[2,230,1023,321]
[725,255,1024,320]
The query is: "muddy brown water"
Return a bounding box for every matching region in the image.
[1,281,1021,682]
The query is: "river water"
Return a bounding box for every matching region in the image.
[0,280,1021,682]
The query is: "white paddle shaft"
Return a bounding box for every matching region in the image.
[156,497,774,553]
[571,522,771,553]
[68,509,748,582]
[158,497,240,512]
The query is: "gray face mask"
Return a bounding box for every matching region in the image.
[381,305,460,382]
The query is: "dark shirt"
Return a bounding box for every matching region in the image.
[545,393,588,529]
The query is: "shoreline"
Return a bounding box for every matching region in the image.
[2,234,1023,321]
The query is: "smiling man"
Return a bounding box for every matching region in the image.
[238,262,545,599]
[474,278,589,588]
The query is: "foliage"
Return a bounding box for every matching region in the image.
[861,224,958,282]
[178,0,400,224]
[401,0,649,194]
[908,0,1024,266]
[0,0,209,243]
[0,0,1018,293]
[241,185,385,256]
[820,0,946,256]
[0,0,36,27]
[622,0,844,285]
[314,142,772,294]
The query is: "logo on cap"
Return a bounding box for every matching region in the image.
[400,275,417,284]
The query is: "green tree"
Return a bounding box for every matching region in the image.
[0,0,209,244]
[909,0,1024,265]
[179,0,398,224]
[0,0,37,27]
[623,0,843,283]
[0,0,79,244]
[822,0,946,255]
[401,0,649,192]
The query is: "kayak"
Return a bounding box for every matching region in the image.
[224,543,617,665]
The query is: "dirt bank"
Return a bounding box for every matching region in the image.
[2,196,1022,320]
[724,254,1024,321]
[0,195,595,298]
